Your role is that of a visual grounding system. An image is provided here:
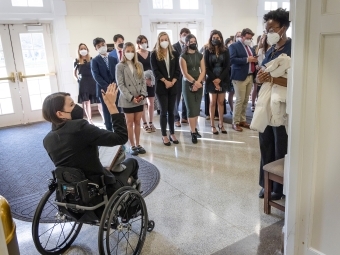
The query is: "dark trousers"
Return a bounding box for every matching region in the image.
[156,92,176,136]
[110,158,139,192]
[174,78,187,121]
[98,91,121,131]
[259,125,288,193]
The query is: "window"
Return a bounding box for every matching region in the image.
[282,2,290,10]
[180,0,199,9]
[11,0,43,7]
[153,0,173,9]
[264,1,278,11]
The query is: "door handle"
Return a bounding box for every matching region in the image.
[18,72,56,82]
[0,72,16,82]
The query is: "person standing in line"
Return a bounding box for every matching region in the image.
[257,8,291,200]
[229,28,257,132]
[109,34,125,62]
[136,35,156,133]
[150,32,180,146]
[116,42,147,156]
[172,28,191,127]
[73,43,101,124]
[91,37,118,131]
[179,34,206,144]
[204,30,230,135]
[250,35,262,112]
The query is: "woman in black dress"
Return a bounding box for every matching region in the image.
[204,30,230,134]
[136,35,156,132]
[73,43,101,124]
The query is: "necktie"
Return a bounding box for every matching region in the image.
[245,46,255,73]
[103,56,109,69]
[119,50,122,61]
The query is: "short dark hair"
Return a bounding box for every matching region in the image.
[42,92,70,125]
[263,8,290,29]
[93,37,105,47]
[241,28,255,37]
[225,38,232,46]
[113,34,124,42]
[180,28,191,35]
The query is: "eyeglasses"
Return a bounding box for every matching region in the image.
[264,27,281,34]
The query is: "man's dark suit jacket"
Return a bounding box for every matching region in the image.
[43,114,127,182]
[91,54,118,97]
[229,41,256,81]
[150,50,180,95]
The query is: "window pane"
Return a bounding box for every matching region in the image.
[20,33,49,75]
[28,0,43,7]
[27,77,51,110]
[265,1,278,11]
[0,36,8,77]
[0,82,11,99]
[180,0,199,9]
[153,0,172,9]
[12,0,43,7]
[0,97,14,115]
[282,2,290,10]
[11,0,27,6]
[157,30,173,44]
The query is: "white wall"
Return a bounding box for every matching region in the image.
[211,0,259,41]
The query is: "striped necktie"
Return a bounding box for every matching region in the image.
[103,56,109,69]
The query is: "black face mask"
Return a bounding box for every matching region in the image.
[188,43,197,50]
[118,43,124,49]
[63,104,84,120]
[212,39,221,46]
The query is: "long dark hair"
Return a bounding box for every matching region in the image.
[182,34,198,54]
[207,30,225,53]
[42,92,70,125]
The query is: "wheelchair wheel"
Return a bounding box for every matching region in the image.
[32,187,83,255]
[98,187,148,255]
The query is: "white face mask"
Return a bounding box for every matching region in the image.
[79,49,88,56]
[140,43,148,50]
[236,37,242,42]
[181,36,186,43]
[267,32,281,45]
[160,41,169,49]
[244,39,252,46]
[125,52,134,61]
[98,46,107,55]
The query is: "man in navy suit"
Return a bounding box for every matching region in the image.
[109,34,124,62]
[91,37,119,131]
[229,28,257,132]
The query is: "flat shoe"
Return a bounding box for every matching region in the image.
[136,145,146,154]
[175,121,181,127]
[162,137,171,146]
[169,135,179,144]
[259,188,264,199]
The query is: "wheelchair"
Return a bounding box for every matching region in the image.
[32,166,155,255]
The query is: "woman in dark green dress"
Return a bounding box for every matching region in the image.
[179,34,206,144]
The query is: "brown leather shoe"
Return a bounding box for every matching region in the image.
[232,124,243,132]
[239,122,250,129]
[181,119,188,124]
[175,121,181,127]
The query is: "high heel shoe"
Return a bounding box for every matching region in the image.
[218,124,227,134]
[169,135,179,144]
[162,137,171,146]
[211,126,219,135]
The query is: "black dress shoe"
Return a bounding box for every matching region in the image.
[191,132,198,144]
[271,192,283,200]
[169,135,179,144]
[162,137,171,146]
[259,188,264,199]
[195,128,202,138]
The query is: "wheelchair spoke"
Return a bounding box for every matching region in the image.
[43,223,57,249]
[39,222,58,238]
[55,222,66,248]
[109,231,125,254]
[121,230,135,253]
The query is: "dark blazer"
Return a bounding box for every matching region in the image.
[91,54,118,97]
[229,41,256,81]
[43,114,128,183]
[109,49,119,61]
[204,48,230,91]
[172,42,184,87]
[150,50,180,95]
